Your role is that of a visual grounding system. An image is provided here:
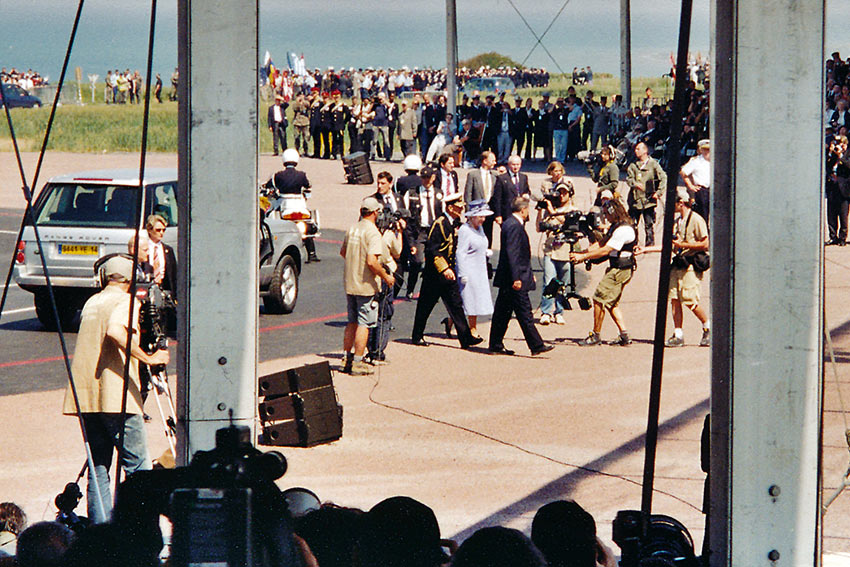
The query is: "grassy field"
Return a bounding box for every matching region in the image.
[0,74,675,154]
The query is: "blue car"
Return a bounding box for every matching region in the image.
[0,83,42,108]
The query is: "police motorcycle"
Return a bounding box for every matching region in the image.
[259,148,321,262]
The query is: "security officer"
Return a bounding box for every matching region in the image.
[402,165,442,298]
[308,89,323,158]
[262,149,320,263]
[410,192,483,350]
[319,92,334,159]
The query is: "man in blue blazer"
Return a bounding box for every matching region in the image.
[488,196,553,356]
[489,154,530,223]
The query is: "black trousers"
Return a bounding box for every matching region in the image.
[488,286,544,351]
[311,126,322,157]
[522,130,534,160]
[411,269,474,347]
[367,283,394,358]
[331,130,344,157]
[827,193,849,242]
[320,129,332,159]
[693,187,710,225]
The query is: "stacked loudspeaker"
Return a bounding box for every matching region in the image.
[258,361,343,447]
[342,151,373,185]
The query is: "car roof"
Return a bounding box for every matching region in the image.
[47,168,177,186]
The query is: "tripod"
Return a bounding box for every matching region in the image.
[542,259,592,311]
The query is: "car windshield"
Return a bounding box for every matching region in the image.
[33,181,178,228]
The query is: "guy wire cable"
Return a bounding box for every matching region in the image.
[115,0,159,497]
[520,0,572,67]
[0,0,108,522]
[502,0,565,75]
[640,0,694,516]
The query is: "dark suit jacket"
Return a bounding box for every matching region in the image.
[161,242,178,299]
[464,168,496,203]
[490,172,530,220]
[267,102,289,128]
[494,214,535,291]
[435,168,460,197]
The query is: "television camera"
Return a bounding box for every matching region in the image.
[613,510,699,567]
[376,207,411,232]
[538,210,602,311]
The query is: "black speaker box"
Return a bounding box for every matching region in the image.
[342,151,374,185]
[258,361,343,447]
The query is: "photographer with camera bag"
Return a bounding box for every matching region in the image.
[536,174,579,325]
[62,256,170,524]
[570,199,636,346]
[637,188,711,347]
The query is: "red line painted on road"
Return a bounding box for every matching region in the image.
[315,237,343,244]
[260,311,345,332]
[0,354,69,369]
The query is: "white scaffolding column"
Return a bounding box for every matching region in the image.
[176,0,259,461]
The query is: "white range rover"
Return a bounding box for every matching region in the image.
[14,168,304,329]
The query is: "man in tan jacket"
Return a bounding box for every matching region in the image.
[63,256,169,524]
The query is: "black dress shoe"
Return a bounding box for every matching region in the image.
[411,338,430,347]
[441,317,453,337]
[488,345,515,355]
[462,336,484,349]
[531,344,555,356]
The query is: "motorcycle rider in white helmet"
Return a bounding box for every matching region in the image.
[263,149,320,262]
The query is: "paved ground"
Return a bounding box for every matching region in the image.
[1,150,849,561]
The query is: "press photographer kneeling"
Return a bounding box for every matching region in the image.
[536,179,579,325]
[569,198,636,346]
[62,256,170,524]
[637,188,710,347]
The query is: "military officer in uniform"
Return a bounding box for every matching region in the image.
[319,92,334,159]
[330,90,349,159]
[291,93,312,156]
[309,89,323,158]
[410,192,483,350]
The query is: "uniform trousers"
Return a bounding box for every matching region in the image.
[332,130,345,158]
[411,268,475,347]
[488,286,545,351]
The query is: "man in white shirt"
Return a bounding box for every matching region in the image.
[680,139,712,223]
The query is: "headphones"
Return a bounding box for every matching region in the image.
[555,180,575,199]
[602,199,618,216]
[93,253,133,288]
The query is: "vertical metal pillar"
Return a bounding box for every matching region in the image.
[619,0,632,108]
[446,0,458,118]
[710,0,825,565]
[176,0,259,462]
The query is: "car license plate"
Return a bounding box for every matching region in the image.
[59,244,99,255]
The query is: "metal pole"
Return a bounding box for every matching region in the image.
[710,0,824,564]
[176,0,259,462]
[620,0,632,108]
[446,0,458,118]
[640,0,693,517]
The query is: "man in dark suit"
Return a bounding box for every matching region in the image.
[482,94,501,153]
[434,153,460,198]
[401,165,443,298]
[267,95,289,156]
[490,154,530,224]
[488,196,552,356]
[464,150,497,246]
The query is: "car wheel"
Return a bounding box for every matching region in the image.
[264,254,298,314]
[34,290,78,331]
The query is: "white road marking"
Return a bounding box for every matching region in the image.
[1,306,34,315]
[0,230,19,235]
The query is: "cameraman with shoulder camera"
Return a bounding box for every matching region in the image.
[570,199,636,346]
[585,145,620,206]
[639,189,711,347]
[366,172,405,365]
[62,256,170,524]
[536,174,578,325]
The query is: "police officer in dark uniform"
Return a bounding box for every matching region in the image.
[410,192,483,349]
[330,90,349,159]
[263,149,320,263]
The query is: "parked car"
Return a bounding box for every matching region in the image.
[459,77,516,96]
[14,168,304,330]
[0,83,42,108]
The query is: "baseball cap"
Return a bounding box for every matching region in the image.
[103,256,133,282]
[361,196,382,213]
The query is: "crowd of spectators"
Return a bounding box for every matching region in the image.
[824,51,850,246]
[0,68,48,90]
[0,495,622,567]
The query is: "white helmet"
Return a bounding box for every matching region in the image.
[282,148,300,166]
[403,154,422,172]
